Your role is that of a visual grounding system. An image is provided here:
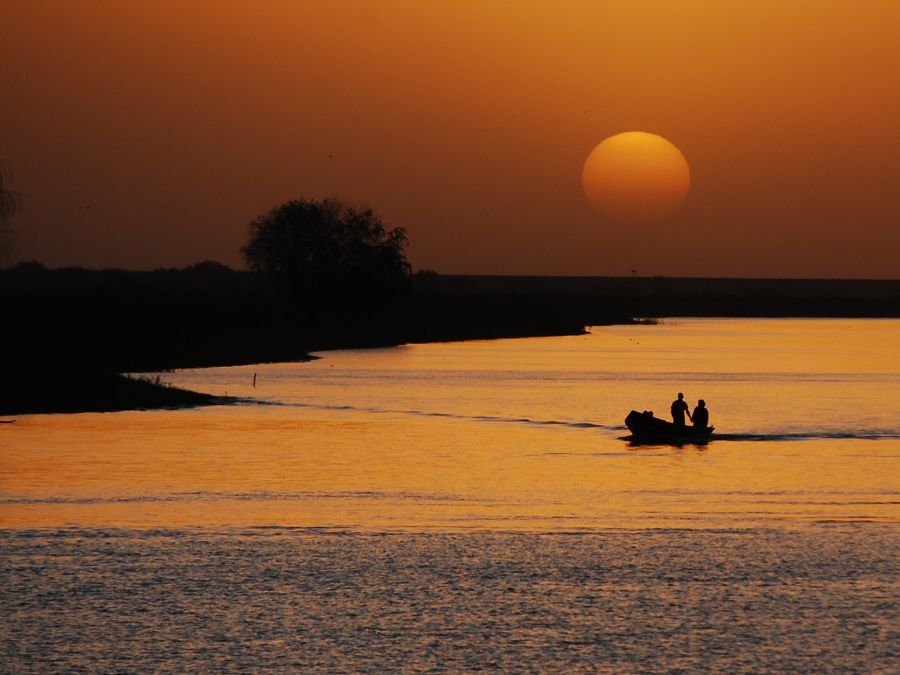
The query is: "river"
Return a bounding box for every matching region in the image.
[2,319,897,671]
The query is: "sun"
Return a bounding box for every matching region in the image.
[581,132,691,223]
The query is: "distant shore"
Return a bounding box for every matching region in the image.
[2,263,897,416]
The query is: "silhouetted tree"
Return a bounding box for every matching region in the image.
[241,198,411,312]
[0,166,20,267]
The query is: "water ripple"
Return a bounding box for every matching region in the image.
[230,399,900,440]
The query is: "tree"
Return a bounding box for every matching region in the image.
[0,166,20,268]
[241,198,412,312]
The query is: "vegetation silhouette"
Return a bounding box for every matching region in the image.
[0,168,17,224]
[241,198,411,314]
[3,189,899,414]
[0,165,20,267]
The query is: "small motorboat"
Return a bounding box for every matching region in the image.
[625,410,714,444]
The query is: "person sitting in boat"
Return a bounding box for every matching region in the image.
[692,399,709,428]
[671,392,691,426]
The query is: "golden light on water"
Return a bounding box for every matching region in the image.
[2,320,897,531]
[2,324,899,667]
[582,132,691,223]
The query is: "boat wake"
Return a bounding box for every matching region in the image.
[712,431,900,442]
[621,431,900,445]
[233,398,619,431]
[229,398,898,441]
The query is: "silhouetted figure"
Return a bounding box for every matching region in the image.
[692,399,709,428]
[671,392,691,426]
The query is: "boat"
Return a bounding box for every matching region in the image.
[624,409,714,444]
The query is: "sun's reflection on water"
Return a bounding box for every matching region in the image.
[1,319,898,531]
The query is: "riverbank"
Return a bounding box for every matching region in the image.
[1,372,222,416]
[1,267,593,415]
[3,263,897,415]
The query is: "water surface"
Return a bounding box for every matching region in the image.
[2,319,897,672]
[3,319,897,530]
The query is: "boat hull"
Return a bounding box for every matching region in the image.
[625,410,714,444]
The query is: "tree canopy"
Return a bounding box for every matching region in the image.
[241,198,411,311]
[0,168,18,227]
[0,167,20,267]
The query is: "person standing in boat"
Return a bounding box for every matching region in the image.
[670,392,692,426]
[692,399,709,428]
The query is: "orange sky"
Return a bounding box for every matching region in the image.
[2,0,898,277]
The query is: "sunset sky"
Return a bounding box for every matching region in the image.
[2,0,898,278]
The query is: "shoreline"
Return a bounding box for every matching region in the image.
[4,266,897,416]
[6,315,893,417]
[1,372,225,417]
[6,314,899,417]
[1,326,592,417]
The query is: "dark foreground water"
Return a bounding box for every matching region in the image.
[3,527,897,673]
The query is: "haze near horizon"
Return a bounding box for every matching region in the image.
[1,1,898,278]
